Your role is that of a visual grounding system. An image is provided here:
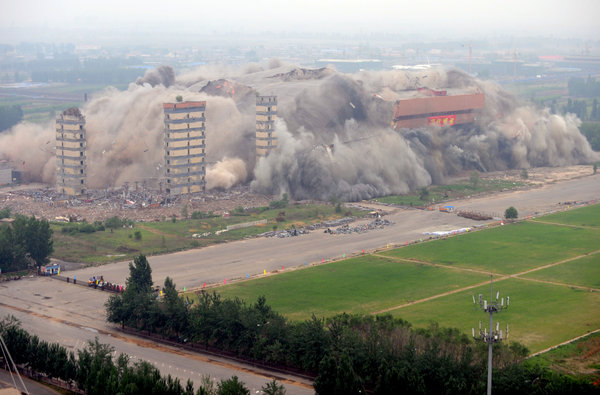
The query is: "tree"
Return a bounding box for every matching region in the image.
[520,168,528,179]
[217,376,249,395]
[504,206,518,219]
[261,379,286,395]
[470,171,480,188]
[105,216,123,233]
[176,95,183,103]
[419,187,429,201]
[106,254,155,329]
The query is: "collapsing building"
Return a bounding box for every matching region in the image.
[163,101,206,195]
[392,88,485,130]
[256,95,277,158]
[56,107,87,196]
[0,161,20,186]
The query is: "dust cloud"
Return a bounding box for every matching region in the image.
[0,63,597,201]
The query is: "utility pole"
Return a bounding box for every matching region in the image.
[473,275,509,395]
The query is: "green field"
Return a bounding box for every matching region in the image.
[217,255,489,321]
[389,278,600,353]
[51,204,364,263]
[521,254,600,289]
[379,221,600,274]
[531,204,600,227]
[214,204,600,354]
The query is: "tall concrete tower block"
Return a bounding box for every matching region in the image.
[56,107,87,196]
[256,95,277,158]
[163,101,206,195]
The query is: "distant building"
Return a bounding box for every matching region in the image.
[392,88,485,130]
[163,101,206,195]
[56,107,87,196]
[256,95,277,158]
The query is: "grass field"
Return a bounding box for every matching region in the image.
[51,204,364,263]
[217,255,489,321]
[521,254,600,289]
[531,204,600,227]
[389,278,600,353]
[379,221,600,274]
[213,204,600,355]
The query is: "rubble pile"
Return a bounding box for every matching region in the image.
[0,184,272,222]
[325,218,394,235]
[306,217,356,230]
[457,211,493,221]
[260,228,310,238]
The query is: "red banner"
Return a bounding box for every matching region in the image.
[428,115,456,126]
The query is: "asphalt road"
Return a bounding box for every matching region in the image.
[0,174,598,394]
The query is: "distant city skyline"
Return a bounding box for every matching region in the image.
[1,0,599,44]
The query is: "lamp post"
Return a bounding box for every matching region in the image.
[472,274,509,395]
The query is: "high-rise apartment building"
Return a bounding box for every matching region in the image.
[163,101,206,195]
[56,107,86,196]
[256,96,277,158]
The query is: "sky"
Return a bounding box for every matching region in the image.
[1,0,599,43]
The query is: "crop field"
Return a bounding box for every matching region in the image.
[215,204,600,354]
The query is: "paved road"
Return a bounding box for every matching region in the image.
[68,174,600,291]
[0,174,598,394]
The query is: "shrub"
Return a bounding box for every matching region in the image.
[505,206,518,219]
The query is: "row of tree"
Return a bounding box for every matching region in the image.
[568,76,600,98]
[581,122,600,151]
[0,214,53,273]
[0,315,286,395]
[562,98,600,122]
[106,255,597,394]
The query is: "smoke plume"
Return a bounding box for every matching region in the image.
[0,63,596,201]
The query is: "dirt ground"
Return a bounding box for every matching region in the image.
[0,165,595,222]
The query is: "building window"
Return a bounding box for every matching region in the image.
[80,169,83,174]
[79,134,83,139]
[79,125,83,130]
[80,152,83,156]
[80,179,84,184]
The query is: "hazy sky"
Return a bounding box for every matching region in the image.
[1,0,599,42]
